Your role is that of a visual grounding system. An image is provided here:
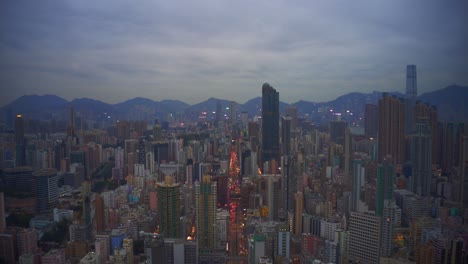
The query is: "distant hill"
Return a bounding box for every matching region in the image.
[3,94,68,115]
[1,85,467,124]
[418,85,468,121]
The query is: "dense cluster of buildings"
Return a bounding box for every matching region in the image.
[0,65,467,263]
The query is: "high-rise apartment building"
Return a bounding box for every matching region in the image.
[405,65,417,135]
[17,228,38,256]
[459,136,468,211]
[294,192,304,236]
[195,175,217,250]
[262,83,280,163]
[95,195,105,233]
[352,160,365,212]
[378,93,405,163]
[156,176,181,238]
[410,120,432,196]
[348,212,382,264]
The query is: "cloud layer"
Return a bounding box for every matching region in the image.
[1,0,467,106]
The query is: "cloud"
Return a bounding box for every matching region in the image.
[0,0,467,106]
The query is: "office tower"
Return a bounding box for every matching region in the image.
[95,195,105,233]
[376,160,394,216]
[410,120,432,196]
[405,65,417,134]
[248,234,266,264]
[351,160,365,212]
[2,167,34,193]
[329,120,347,145]
[365,104,378,137]
[137,138,146,164]
[294,192,304,236]
[281,116,292,156]
[216,100,222,126]
[153,142,169,164]
[195,175,217,250]
[15,114,26,166]
[348,212,382,264]
[378,93,405,163]
[156,176,181,238]
[33,168,59,214]
[262,83,280,163]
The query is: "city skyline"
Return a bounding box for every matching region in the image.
[1,1,467,106]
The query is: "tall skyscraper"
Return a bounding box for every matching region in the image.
[405,65,417,135]
[156,176,181,238]
[365,104,378,137]
[67,105,76,137]
[281,116,291,156]
[410,120,432,197]
[376,160,394,216]
[378,93,405,163]
[195,175,217,250]
[15,114,26,166]
[262,83,280,163]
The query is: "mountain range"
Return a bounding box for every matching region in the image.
[1,85,467,125]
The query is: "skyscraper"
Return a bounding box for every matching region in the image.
[376,160,394,216]
[281,116,291,156]
[410,120,432,196]
[156,176,181,238]
[195,175,217,250]
[262,83,280,163]
[405,65,417,135]
[378,93,405,163]
[365,104,378,137]
[33,168,59,214]
[15,114,26,166]
[329,120,347,145]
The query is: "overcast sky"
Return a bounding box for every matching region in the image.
[1,0,467,106]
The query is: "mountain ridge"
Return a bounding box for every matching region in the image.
[1,85,467,123]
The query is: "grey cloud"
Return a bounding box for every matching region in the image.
[0,0,467,106]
